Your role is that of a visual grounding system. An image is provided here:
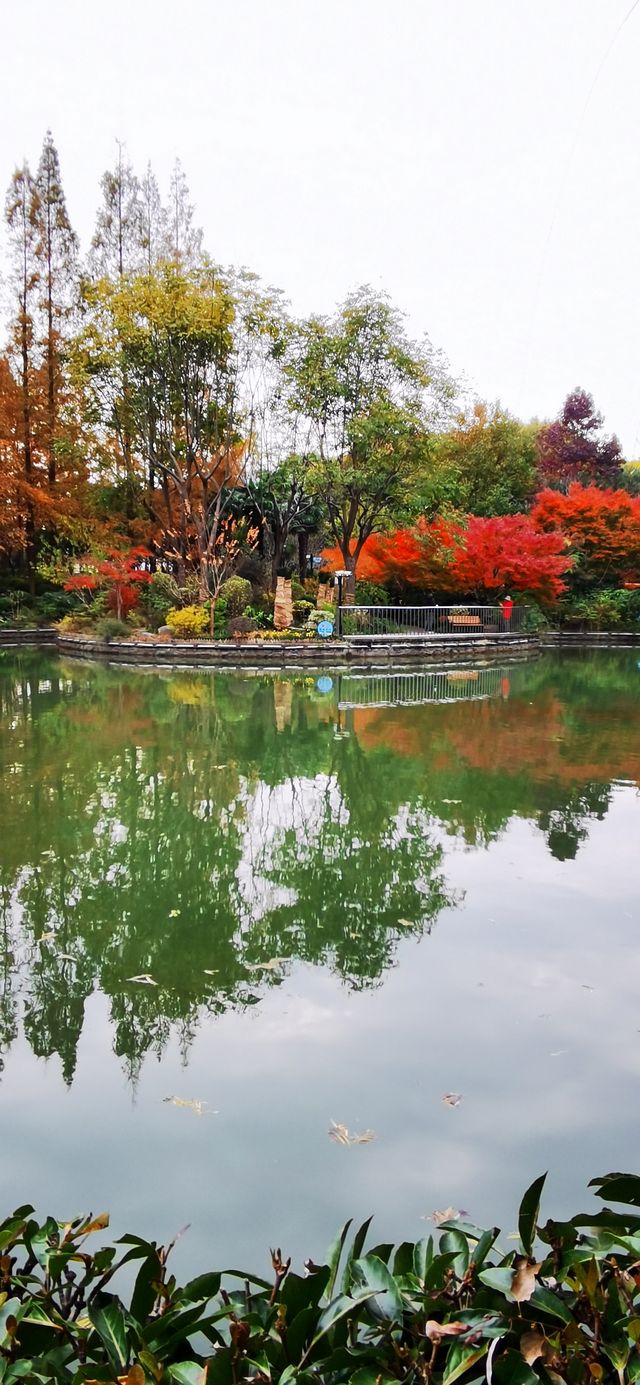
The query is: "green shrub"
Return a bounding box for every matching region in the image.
[290,579,307,602]
[34,591,79,623]
[57,612,93,634]
[244,603,273,630]
[562,589,633,630]
[293,599,314,626]
[521,601,551,632]
[5,1172,640,1384]
[94,617,130,643]
[355,579,389,606]
[166,604,210,639]
[218,576,252,617]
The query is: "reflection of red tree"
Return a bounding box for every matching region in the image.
[351,693,640,788]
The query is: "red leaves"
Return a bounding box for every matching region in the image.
[323,513,571,602]
[64,547,152,619]
[531,485,640,587]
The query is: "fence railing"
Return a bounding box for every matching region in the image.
[336,666,511,708]
[336,603,527,639]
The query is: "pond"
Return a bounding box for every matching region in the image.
[1,647,639,1278]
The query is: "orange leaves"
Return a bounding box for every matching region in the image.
[323,512,571,602]
[532,484,640,587]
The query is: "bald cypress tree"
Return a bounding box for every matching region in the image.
[34,130,78,486]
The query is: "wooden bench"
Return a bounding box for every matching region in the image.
[447,614,482,629]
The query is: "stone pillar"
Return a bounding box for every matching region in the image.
[274,576,293,630]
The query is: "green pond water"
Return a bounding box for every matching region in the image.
[1,647,639,1278]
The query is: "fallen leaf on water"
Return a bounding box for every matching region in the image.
[245,958,288,973]
[397,919,414,928]
[424,1320,468,1343]
[127,974,158,986]
[163,1096,209,1117]
[430,1207,469,1225]
[520,1330,547,1365]
[329,1120,375,1147]
[56,953,76,963]
[168,909,181,917]
[38,931,56,944]
[511,1254,542,1302]
[581,984,595,991]
[203,968,219,975]
[442,1093,462,1107]
[440,798,462,805]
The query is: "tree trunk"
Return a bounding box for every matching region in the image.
[297,531,308,582]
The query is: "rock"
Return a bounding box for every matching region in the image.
[274,577,293,630]
[158,625,173,639]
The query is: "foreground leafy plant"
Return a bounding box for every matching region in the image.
[3,1173,640,1384]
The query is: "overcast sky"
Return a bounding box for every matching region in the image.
[3,0,639,453]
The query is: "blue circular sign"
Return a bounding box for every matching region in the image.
[317,619,334,638]
[316,676,333,694]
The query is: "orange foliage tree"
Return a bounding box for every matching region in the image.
[324,513,571,602]
[531,485,640,590]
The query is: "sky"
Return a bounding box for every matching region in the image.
[2,0,639,454]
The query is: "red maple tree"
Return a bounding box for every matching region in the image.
[65,547,152,620]
[323,513,571,602]
[531,485,640,589]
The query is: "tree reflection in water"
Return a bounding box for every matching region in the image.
[0,648,638,1081]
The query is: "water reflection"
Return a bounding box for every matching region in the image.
[1,648,638,1084]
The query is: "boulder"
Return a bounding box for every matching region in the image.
[274,576,293,630]
[158,625,173,639]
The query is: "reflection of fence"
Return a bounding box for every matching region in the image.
[337,666,510,709]
[337,604,526,638]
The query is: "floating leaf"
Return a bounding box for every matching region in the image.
[163,1097,209,1117]
[430,1207,469,1226]
[511,1255,543,1302]
[329,1120,375,1147]
[37,932,56,944]
[442,1093,462,1108]
[168,909,181,918]
[127,974,158,986]
[397,918,414,928]
[245,957,288,972]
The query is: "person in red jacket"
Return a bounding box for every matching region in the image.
[500,595,513,629]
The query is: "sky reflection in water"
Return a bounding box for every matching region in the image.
[1,647,639,1276]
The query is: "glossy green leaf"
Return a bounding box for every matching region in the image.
[87,1298,129,1371]
[443,1342,488,1383]
[167,1364,207,1385]
[325,1220,352,1300]
[492,1349,539,1384]
[589,1173,640,1207]
[349,1255,404,1323]
[518,1173,547,1256]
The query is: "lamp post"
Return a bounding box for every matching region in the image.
[334,570,351,638]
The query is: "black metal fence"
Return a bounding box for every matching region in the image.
[336,603,527,639]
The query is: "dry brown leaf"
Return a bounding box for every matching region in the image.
[424,1319,468,1343]
[119,1368,145,1385]
[328,1120,375,1147]
[520,1330,547,1365]
[441,1093,462,1107]
[79,1212,109,1236]
[511,1254,543,1303]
